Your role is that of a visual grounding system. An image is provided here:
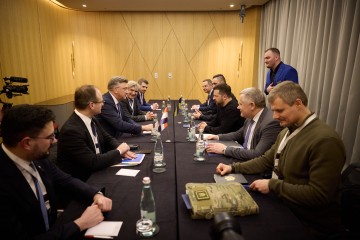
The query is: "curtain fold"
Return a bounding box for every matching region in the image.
[258,0,360,165]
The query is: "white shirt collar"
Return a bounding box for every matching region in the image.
[1,144,31,170]
[109,92,119,105]
[74,109,92,127]
[252,108,264,123]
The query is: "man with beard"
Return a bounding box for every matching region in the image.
[0,105,112,239]
[264,48,298,95]
[198,84,244,134]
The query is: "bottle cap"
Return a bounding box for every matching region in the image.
[143,177,151,184]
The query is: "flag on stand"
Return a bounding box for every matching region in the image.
[174,105,178,117]
[175,96,182,116]
[158,107,169,132]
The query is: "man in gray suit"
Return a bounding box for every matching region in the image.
[206,87,282,161]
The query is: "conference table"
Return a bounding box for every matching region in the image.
[55,100,312,240]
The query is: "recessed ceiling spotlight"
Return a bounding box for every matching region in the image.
[230,4,235,8]
[82,4,87,8]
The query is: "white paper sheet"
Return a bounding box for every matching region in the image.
[116,168,140,177]
[85,221,122,237]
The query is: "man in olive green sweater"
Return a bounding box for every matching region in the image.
[216,81,346,239]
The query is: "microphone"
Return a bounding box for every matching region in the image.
[3,76,28,83]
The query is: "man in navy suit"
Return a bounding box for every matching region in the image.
[0,104,112,239]
[206,87,282,161]
[264,48,298,95]
[58,85,136,181]
[191,79,216,114]
[97,77,153,138]
[137,78,159,111]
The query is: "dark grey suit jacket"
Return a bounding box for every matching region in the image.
[120,97,148,122]
[218,107,283,161]
[0,147,98,240]
[57,112,121,181]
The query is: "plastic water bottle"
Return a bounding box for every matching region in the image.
[136,177,159,237]
[153,133,166,173]
[161,100,166,111]
[188,115,196,142]
[151,113,158,137]
[194,128,206,161]
[167,96,171,111]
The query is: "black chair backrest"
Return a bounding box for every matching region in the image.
[341,162,360,235]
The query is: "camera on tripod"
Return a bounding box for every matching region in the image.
[1,76,29,99]
[0,76,30,132]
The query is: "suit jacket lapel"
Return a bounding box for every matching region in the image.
[71,113,97,153]
[249,108,267,148]
[0,149,39,208]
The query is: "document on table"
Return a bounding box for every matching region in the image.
[84,221,122,238]
[116,168,140,177]
[111,154,145,167]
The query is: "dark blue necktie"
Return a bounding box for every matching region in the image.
[140,93,144,105]
[207,94,211,105]
[30,163,49,231]
[117,102,122,118]
[243,120,254,149]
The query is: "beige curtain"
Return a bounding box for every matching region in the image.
[258,0,360,166]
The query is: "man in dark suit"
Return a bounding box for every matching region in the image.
[0,104,112,239]
[137,78,159,111]
[96,76,153,139]
[58,84,136,181]
[206,87,283,161]
[121,80,155,122]
[264,48,298,95]
[198,84,245,134]
[191,79,216,114]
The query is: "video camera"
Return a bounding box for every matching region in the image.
[210,212,245,240]
[1,76,29,99]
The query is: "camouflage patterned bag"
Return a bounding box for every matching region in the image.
[185,182,259,219]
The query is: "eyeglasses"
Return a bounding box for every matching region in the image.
[92,100,105,104]
[31,133,56,143]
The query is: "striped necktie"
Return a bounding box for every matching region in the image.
[243,120,254,149]
[91,120,101,153]
[30,162,49,231]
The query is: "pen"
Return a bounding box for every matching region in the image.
[85,235,114,239]
[242,184,250,189]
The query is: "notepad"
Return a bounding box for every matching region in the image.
[85,221,122,238]
[111,154,145,167]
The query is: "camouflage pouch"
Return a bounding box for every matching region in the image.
[185,182,259,219]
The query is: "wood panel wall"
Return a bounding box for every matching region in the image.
[0,0,261,105]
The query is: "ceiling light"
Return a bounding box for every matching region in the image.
[230,4,235,8]
[82,4,87,8]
